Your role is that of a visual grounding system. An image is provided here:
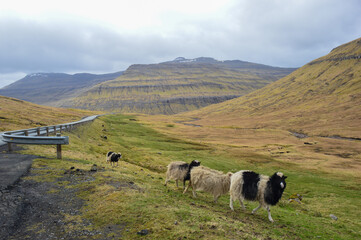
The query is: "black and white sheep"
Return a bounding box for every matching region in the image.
[164,160,201,189]
[106,151,122,167]
[229,170,287,222]
[183,166,233,202]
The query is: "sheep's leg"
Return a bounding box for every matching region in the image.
[164,177,169,186]
[183,181,191,194]
[238,197,246,210]
[213,195,219,203]
[252,204,261,214]
[266,206,274,222]
[230,196,234,211]
[176,180,179,188]
[192,189,197,198]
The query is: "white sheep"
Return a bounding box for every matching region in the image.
[183,166,233,202]
[229,170,287,222]
[164,160,201,189]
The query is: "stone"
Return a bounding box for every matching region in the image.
[137,229,149,236]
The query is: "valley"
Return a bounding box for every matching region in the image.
[1,38,361,239]
[6,114,360,239]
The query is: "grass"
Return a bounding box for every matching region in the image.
[20,114,361,239]
[0,95,98,132]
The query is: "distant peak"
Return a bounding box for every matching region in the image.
[173,57,187,62]
[27,73,48,78]
[170,57,218,63]
[171,57,196,63]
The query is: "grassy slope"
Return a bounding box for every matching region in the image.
[21,114,361,239]
[0,95,99,132]
[177,38,361,138]
[71,62,294,114]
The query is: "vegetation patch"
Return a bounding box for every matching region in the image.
[18,114,361,239]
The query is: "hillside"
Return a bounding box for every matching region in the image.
[12,114,361,239]
[0,71,123,107]
[0,95,97,132]
[69,57,295,114]
[177,38,361,138]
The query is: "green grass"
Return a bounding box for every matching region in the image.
[21,114,361,239]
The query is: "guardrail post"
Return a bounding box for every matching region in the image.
[57,144,62,159]
[37,128,40,136]
[24,130,28,136]
[7,142,12,152]
[56,133,62,159]
[46,127,49,136]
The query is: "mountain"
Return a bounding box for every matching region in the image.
[0,95,96,132]
[69,57,296,114]
[181,38,361,138]
[0,71,123,107]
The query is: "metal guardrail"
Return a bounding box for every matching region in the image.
[1,134,69,145]
[1,115,100,159]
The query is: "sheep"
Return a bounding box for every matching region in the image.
[106,151,122,167]
[164,160,201,189]
[229,170,287,222]
[106,151,114,164]
[183,166,233,202]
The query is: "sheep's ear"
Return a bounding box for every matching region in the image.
[283,176,287,179]
[228,173,233,177]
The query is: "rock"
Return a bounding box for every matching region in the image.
[330,214,338,221]
[288,193,303,204]
[137,229,149,236]
[90,164,98,172]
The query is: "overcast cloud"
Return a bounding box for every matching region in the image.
[0,0,361,88]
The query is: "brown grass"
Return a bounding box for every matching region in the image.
[139,114,361,180]
[0,95,100,131]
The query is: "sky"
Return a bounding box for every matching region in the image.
[0,0,361,88]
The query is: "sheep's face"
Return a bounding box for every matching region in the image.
[190,160,201,167]
[272,172,287,190]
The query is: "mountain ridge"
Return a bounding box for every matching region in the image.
[0,71,123,106]
[70,57,296,114]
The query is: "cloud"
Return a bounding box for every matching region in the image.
[0,0,361,89]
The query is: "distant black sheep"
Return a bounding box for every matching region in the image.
[164,160,201,189]
[106,151,122,167]
[230,170,287,222]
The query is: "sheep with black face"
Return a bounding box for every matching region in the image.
[164,160,201,189]
[229,170,287,222]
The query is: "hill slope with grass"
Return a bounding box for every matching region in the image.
[15,114,361,239]
[0,95,97,131]
[0,71,123,107]
[181,38,361,138]
[69,57,295,114]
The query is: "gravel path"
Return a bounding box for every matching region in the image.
[0,147,120,239]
